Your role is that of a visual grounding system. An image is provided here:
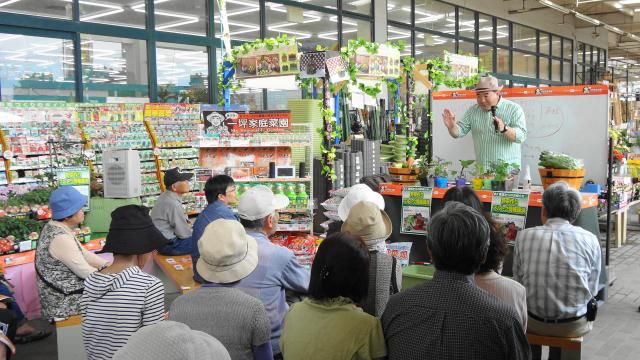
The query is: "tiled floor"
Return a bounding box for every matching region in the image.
[13,226,640,360]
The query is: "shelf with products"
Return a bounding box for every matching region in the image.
[0,102,83,185]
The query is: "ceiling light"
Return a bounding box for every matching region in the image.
[620,0,640,4]
[635,8,640,11]
[348,0,370,6]
[574,12,600,25]
[605,24,625,35]
[0,0,20,7]
[614,3,623,8]
[81,9,124,21]
[538,0,571,14]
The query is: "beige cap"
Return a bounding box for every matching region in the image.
[474,75,503,93]
[342,201,392,243]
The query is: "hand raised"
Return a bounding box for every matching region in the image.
[443,109,456,129]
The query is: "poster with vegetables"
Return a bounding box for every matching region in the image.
[236,45,299,79]
[490,191,530,242]
[401,186,433,235]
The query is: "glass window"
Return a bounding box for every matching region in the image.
[266,3,337,53]
[563,61,572,83]
[0,0,70,19]
[575,64,584,84]
[387,25,412,46]
[343,17,372,43]
[478,44,494,73]
[457,39,475,56]
[599,49,606,67]
[0,34,75,101]
[497,47,509,74]
[156,43,209,104]
[417,33,454,59]
[215,0,260,42]
[513,24,536,52]
[231,89,263,110]
[81,34,148,102]
[539,57,549,80]
[513,51,536,78]
[496,18,509,47]
[267,90,301,110]
[414,0,455,36]
[563,38,573,60]
[552,59,561,81]
[458,8,476,39]
[156,0,206,36]
[587,45,594,65]
[497,77,510,88]
[80,0,144,28]
[551,36,561,58]
[577,42,586,64]
[387,0,411,24]
[478,13,493,42]
[539,33,549,55]
[343,0,370,15]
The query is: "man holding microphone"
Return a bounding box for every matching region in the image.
[443,75,527,170]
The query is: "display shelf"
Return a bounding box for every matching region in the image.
[275,225,312,232]
[236,178,311,183]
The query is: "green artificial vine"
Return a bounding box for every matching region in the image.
[318,102,341,181]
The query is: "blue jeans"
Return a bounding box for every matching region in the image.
[158,236,192,256]
[0,281,24,323]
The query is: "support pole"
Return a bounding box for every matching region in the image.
[605,137,613,266]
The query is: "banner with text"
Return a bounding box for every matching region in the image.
[202,110,292,135]
[56,166,91,210]
[490,191,530,242]
[401,186,433,235]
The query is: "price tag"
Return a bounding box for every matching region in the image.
[2,151,13,159]
[153,148,161,156]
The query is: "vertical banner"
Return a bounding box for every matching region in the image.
[490,191,530,242]
[401,186,433,235]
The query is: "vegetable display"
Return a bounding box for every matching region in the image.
[538,151,582,170]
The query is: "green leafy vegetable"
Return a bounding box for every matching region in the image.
[538,151,582,170]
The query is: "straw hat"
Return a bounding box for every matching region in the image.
[337,184,385,221]
[196,219,258,284]
[474,75,503,93]
[341,201,392,244]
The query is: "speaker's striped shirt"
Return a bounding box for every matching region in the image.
[456,97,527,170]
[81,266,165,360]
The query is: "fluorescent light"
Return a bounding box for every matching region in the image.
[538,0,571,13]
[620,0,640,4]
[614,3,623,8]
[348,0,370,6]
[574,12,600,25]
[605,24,625,35]
[0,0,20,7]
[81,9,124,21]
[635,8,640,12]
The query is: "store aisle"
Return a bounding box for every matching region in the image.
[12,231,640,360]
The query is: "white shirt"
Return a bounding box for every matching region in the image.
[475,271,527,330]
[513,218,602,319]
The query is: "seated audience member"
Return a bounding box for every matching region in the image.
[0,276,51,343]
[442,186,527,329]
[341,201,401,317]
[0,309,16,360]
[170,219,272,360]
[192,175,238,283]
[280,232,386,360]
[36,186,110,321]
[113,321,231,360]
[150,168,194,255]
[82,205,168,360]
[236,186,310,357]
[514,181,602,360]
[382,202,530,360]
[327,184,387,236]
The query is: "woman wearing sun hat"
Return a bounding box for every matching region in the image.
[81,205,169,360]
[341,200,402,317]
[169,219,272,360]
[35,186,110,321]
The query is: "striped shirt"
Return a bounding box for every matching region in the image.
[81,266,165,360]
[457,97,527,170]
[513,218,602,319]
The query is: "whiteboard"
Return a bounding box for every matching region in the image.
[431,85,610,185]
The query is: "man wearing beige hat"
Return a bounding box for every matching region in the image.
[442,75,527,170]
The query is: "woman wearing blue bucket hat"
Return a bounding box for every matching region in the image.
[35,186,110,321]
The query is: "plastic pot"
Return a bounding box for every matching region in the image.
[455,178,466,187]
[491,180,506,191]
[472,178,484,190]
[434,177,449,188]
[483,179,493,190]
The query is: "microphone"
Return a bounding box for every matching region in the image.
[490,106,498,133]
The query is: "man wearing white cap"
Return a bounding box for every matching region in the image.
[442,75,527,170]
[236,185,310,359]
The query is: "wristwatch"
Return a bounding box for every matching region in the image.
[500,125,508,134]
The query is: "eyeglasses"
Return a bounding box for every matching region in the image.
[226,186,237,194]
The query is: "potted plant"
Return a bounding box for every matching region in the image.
[417,155,435,187]
[470,162,485,190]
[491,160,519,191]
[456,160,475,187]
[432,157,451,188]
[538,151,585,189]
[406,136,418,168]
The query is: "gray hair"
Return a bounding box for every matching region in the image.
[427,202,490,275]
[239,217,266,231]
[542,181,581,223]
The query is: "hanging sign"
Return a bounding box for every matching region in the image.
[236,45,300,79]
[56,166,91,210]
[490,191,530,242]
[353,44,401,79]
[202,110,292,135]
[401,186,433,235]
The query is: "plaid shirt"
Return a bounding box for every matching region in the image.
[382,270,530,360]
[513,218,602,319]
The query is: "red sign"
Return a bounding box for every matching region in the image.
[203,110,292,134]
